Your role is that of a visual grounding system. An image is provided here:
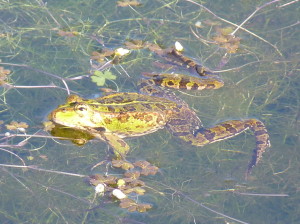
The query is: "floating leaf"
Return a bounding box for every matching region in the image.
[134,161,159,175]
[136,203,152,212]
[0,66,11,76]
[91,75,105,86]
[6,121,29,130]
[112,159,134,170]
[119,198,137,210]
[140,165,159,176]
[212,26,241,53]
[89,174,117,186]
[91,70,116,86]
[90,49,115,62]
[0,66,11,85]
[124,171,140,179]
[134,160,151,169]
[123,178,145,187]
[123,187,146,195]
[119,198,152,212]
[43,121,56,131]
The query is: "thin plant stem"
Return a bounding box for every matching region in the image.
[0,163,87,178]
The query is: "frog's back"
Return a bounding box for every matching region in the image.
[93,92,177,138]
[95,92,177,113]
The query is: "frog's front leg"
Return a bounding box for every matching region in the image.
[170,118,270,177]
[92,130,130,159]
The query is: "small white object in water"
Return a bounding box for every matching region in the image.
[175,41,184,52]
[115,48,130,56]
[112,189,127,199]
[95,183,105,194]
[17,128,26,133]
[195,21,202,28]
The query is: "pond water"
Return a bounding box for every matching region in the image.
[0,0,299,223]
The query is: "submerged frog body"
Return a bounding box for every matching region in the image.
[49,49,270,176]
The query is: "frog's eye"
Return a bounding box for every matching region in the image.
[75,103,88,112]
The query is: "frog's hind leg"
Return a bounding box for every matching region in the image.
[168,118,270,177]
[138,78,188,106]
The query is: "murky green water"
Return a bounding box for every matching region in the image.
[0,0,299,223]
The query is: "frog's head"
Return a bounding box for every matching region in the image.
[49,95,103,129]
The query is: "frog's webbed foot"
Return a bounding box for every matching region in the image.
[179,119,270,178]
[103,133,130,159]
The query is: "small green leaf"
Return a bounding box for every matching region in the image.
[91,75,105,86]
[91,70,116,86]
[102,71,116,80]
[93,70,103,77]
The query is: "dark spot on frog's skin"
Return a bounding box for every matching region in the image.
[221,123,238,134]
[123,105,136,112]
[153,78,163,85]
[113,96,125,103]
[203,130,216,140]
[144,115,154,122]
[191,83,200,90]
[179,80,188,89]
[117,113,130,123]
[141,103,152,110]
[135,125,145,129]
[156,115,165,124]
[255,129,268,136]
[138,81,149,89]
[206,84,216,89]
[194,128,216,140]
[133,113,146,120]
[104,118,112,124]
[172,106,181,113]
[168,118,185,125]
[193,127,205,137]
[167,80,174,86]
[94,127,106,132]
[155,103,166,110]
[244,123,251,128]
[256,122,265,128]
[107,106,115,112]
[183,59,193,67]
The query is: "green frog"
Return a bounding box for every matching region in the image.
[49,49,270,176]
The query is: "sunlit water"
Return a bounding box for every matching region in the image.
[0,0,299,223]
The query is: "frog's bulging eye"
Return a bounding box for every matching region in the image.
[75,103,88,112]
